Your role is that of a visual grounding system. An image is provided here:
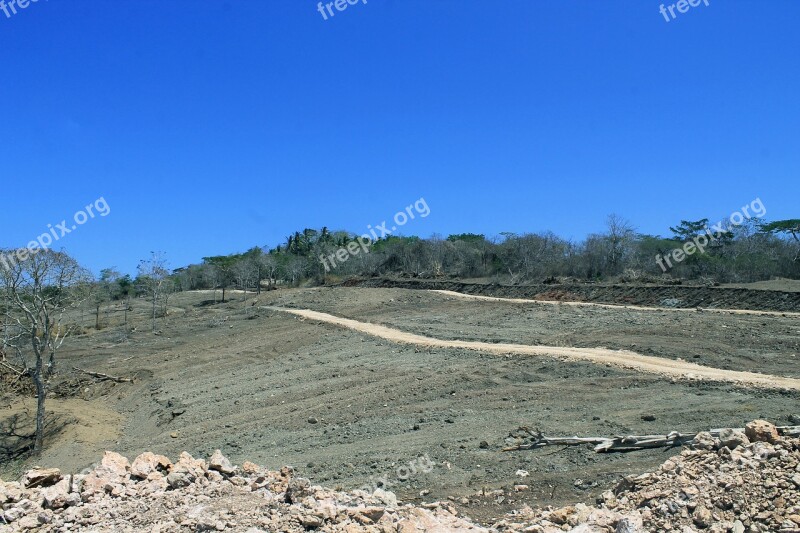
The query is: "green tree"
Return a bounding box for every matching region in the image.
[202,255,239,302]
[760,219,800,261]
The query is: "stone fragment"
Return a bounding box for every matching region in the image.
[718,428,750,450]
[692,432,716,450]
[242,461,260,475]
[130,452,172,479]
[209,450,236,475]
[745,420,780,444]
[41,478,72,509]
[23,468,62,488]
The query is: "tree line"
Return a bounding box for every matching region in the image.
[170,217,800,292]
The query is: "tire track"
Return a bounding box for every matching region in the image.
[266,307,800,391]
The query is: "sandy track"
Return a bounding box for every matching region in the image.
[268,307,800,391]
[432,289,800,317]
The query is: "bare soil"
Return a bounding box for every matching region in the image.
[2,285,800,525]
[346,278,800,312]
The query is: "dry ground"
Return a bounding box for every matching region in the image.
[2,285,800,524]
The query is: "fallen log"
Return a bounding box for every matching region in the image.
[73,367,133,383]
[503,426,800,453]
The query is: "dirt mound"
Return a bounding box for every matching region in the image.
[345,278,800,312]
[531,289,585,302]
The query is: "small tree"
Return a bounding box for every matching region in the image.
[94,268,123,329]
[0,249,91,454]
[202,256,237,302]
[760,219,800,262]
[116,274,134,325]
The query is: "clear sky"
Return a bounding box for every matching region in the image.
[1,0,798,275]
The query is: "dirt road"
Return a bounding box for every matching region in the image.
[432,290,800,318]
[270,306,800,390]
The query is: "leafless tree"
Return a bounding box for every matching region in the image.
[0,249,92,454]
[233,260,258,302]
[137,252,171,332]
[605,214,636,275]
[259,254,279,290]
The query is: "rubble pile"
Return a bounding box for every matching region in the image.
[0,450,485,532]
[495,420,800,532]
[2,419,798,532]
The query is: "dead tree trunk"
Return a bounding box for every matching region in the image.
[33,351,45,454]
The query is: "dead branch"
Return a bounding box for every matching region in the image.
[72,367,133,383]
[0,360,25,376]
[503,426,800,453]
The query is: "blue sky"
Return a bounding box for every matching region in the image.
[1,0,798,275]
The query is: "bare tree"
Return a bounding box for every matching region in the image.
[0,249,92,454]
[137,252,171,332]
[259,253,279,290]
[233,259,258,302]
[605,214,636,275]
[94,268,122,329]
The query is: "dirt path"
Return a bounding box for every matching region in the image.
[432,289,800,317]
[268,307,800,391]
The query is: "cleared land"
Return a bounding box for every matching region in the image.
[2,285,800,524]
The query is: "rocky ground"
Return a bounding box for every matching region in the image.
[2,420,798,532]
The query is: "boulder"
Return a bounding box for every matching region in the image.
[80,452,131,499]
[0,480,24,504]
[692,432,717,451]
[242,461,261,475]
[23,467,62,488]
[209,450,236,475]
[131,452,172,479]
[693,505,712,528]
[718,428,749,450]
[41,478,73,509]
[172,452,207,479]
[166,471,192,489]
[745,420,780,444]
[100,451,131,477]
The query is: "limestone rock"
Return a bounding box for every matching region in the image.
[22,468,62,489]
[130,452,172,479]
[718,428,750,450]
[209,450,236,475]
[745,419,780,444]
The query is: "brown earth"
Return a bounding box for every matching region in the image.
[2,285,800,525]
[344,278,800,312]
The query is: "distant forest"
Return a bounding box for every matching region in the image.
[147,216,800,298]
